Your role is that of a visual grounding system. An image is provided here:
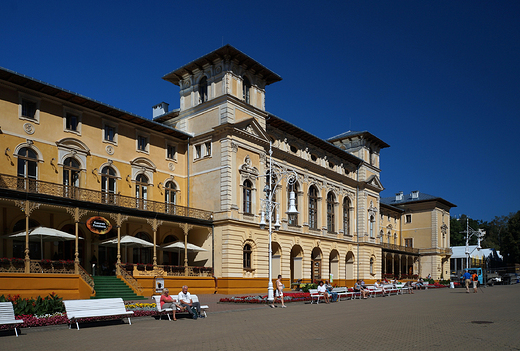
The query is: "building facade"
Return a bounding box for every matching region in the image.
[0,45,455,297]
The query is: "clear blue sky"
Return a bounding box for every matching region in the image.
[2,1,519,222]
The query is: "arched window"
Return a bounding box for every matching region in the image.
[309,186,318,230]
[369,215,374,238]
[17,147,37,190]
[388,231,391,244]
[243,77,251,104]
[199,76,208,103]
[370,257,374,275]
[136,174,148,209]
[326,192,335,233]
[101,166,117,204]
[343,198,350,235]
[243,244,252,269]
[243,180,252,214]
[288,183,298,226]
[63,157,80,198]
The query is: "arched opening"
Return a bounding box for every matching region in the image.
[165,181,176,214]
[162,235,179,265]
[329,250,340,282]
[290,245,303,283]
[345,251,355,280]
[272,242,281,279]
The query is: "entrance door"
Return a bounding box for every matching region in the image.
[312,259,321,282]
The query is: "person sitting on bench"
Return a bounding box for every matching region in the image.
[178,285,202,318]
[160,288,185,321]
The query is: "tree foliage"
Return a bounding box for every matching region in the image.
[451,211,520,265]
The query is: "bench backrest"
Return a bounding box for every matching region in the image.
[0,302,17,322]
[309,289,319,294]
[64,298,126,315]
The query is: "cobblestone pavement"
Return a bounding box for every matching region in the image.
[2,285,520,350]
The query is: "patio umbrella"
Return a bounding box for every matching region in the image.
[6,226,81,260]
[160,241,207,266]
[99,235,156,262]
[161,241,207,252]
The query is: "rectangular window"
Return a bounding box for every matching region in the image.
[65,113,78,131]
[167,145,176,160]
[205,141,211,156]
[195,144,202,159]
[137,135,148,152]
[21,99,37,119]
[405,214,412,223]
[405,238,413,248]
[105,125,115,142]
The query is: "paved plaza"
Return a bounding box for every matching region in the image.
[1,284,520,350]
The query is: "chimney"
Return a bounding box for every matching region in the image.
[395,191,403,201]
[153,102,169,118]
[411,190,419,199]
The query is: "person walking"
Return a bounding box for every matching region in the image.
[462,270,472,293]
[472,272,479,293]
[271,274,286,308]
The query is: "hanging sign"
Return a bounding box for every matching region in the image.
[86,216,112,235]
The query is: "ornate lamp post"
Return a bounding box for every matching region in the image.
[259,142,299,304]
[464,218,486,270]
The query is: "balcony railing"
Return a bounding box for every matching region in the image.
[381,243,420,254]
[0,173,212,221]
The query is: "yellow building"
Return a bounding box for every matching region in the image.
[0,45,455,299]
[381,191,455,280]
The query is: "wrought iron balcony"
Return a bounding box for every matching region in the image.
[0,173,212,221]
[381,242,420,254]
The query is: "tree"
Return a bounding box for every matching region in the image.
[502,211,520,264]
[450,215,482,246]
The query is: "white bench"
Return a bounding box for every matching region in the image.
[63,298,134,330]
[153,294,208,318]
[332,287,354,301]
[0,302,23,337]
[383,284,399,296]
[309,289,323,304]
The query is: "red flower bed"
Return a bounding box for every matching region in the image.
[219,292,311,304]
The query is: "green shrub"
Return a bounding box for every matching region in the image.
[300,283,317,293]
[0,293,64,316]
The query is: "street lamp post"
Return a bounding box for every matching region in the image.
[259,142,298,304]
[464,218,486,270]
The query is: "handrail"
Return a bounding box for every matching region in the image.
[0,173,212,221]
[78,265,95,290]
[117,264,144,295]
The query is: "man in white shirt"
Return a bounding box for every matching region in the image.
[178,285,202,318]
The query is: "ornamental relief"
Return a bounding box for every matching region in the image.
[239,155,259,182]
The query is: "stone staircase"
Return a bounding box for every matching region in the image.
[91,276,146,300]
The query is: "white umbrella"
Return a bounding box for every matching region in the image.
[161,241,207,252]
[99,235,156,263]
[99,235,155,248]
[160,241,207,266]
[7,226,81,260]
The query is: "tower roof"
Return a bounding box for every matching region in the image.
[163,44,282,86]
